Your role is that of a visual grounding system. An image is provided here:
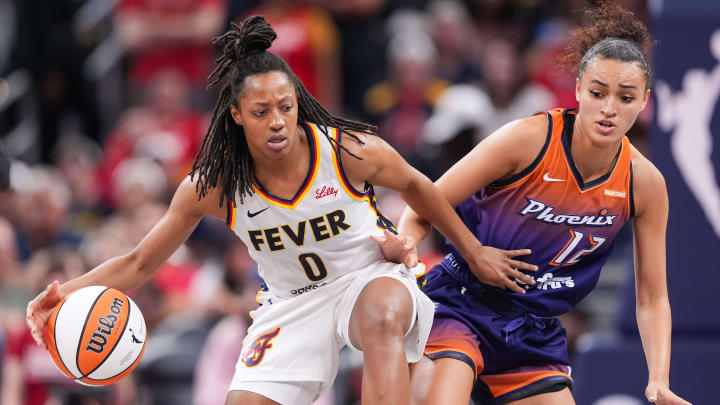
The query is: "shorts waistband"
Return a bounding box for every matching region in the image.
[440,253,544,321]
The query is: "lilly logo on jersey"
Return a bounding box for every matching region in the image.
[315,185,338,199]
[242,328,281,368]
[519,198,617,227]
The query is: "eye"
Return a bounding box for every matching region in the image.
[589,90,602,98]
[253,110,267,117]
[621,96,635,103]
[281,104,293,112]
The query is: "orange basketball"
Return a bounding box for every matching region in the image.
[44,286,147,386]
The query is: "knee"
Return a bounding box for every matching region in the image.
[356,293,413,342]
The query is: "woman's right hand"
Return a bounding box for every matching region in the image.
[464,246,538,294]
[26,280,65,348]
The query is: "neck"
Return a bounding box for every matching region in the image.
[571,118,622,181]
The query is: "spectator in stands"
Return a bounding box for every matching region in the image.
[10,166,79,259]
[427,0,481,85]
[99,68,208,208]
[114,0,226,89]
[423,37,553,147]
[365,10,449,156]
[5,0,101,163]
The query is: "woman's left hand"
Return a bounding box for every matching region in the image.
[371,229,418,268]
[646,381,692,405]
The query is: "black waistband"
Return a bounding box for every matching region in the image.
[441,253,532,320]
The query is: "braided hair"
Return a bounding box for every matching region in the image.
[563,0,654,90]
[190,16,377,208]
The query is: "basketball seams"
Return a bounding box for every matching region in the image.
[74,287,109,378]
[81,292,132,378]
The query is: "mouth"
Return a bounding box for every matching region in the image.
[267,135,287,150]
[595,120,615,135]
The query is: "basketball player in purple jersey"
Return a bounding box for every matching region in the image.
[386,2,691,404]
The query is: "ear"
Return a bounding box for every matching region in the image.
[575,77,581,102]
[229,104,243,126]
[640,88,651,111]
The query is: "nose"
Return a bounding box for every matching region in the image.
[269,109,285,132]
[600,97,617,118]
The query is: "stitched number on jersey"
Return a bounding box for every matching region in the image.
[550,229,607,266]
[298,253,328,281]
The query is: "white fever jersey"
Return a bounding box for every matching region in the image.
[226,122,397,300]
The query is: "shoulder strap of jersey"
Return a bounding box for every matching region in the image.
[490,109,556,187]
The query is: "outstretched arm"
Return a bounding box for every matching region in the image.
[631,152,691,405]
[398,115,548,244]
[26,176,226,347]
[342,127,539,293]
[395,115,549,289]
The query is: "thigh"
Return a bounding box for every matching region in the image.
[410,356,475,405]
[505,387,575,405]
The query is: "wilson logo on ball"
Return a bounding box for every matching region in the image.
[85,297,124,354]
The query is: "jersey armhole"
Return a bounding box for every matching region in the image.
[629,163,636,219]
[334,129,370,197]
[489,111,553,187]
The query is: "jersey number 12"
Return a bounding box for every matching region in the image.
[550,229,606,266]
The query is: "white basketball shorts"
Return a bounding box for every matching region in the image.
[228,261,434,404]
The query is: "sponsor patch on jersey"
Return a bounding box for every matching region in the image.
[603,189,626,198]
[314,182,341,205]
[517,272,575,290]
[290,282,328,296]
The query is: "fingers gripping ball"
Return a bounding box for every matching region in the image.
[44,286,147,386]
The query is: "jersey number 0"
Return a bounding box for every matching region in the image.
[298,253,328,281]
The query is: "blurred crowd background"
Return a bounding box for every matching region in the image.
[0,0,691,404]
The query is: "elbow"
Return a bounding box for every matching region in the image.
[124,250,152,285]
[635,291,670,310]
[402,173,432,198]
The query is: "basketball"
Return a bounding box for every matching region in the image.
[44,286,147,386]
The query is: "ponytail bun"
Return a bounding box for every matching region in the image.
[214,16,277,63]
[563,0,652,73]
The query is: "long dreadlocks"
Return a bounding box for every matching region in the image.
[190,16,377,208]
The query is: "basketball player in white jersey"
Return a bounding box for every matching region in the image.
[26,17,537,405]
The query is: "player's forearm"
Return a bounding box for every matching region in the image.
[399,175,480,255]
[636,297,672,386]
[397,206,432,248]
[58,253,152,297]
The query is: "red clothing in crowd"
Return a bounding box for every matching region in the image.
[116,0,224,86]
[4,327,70,405]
